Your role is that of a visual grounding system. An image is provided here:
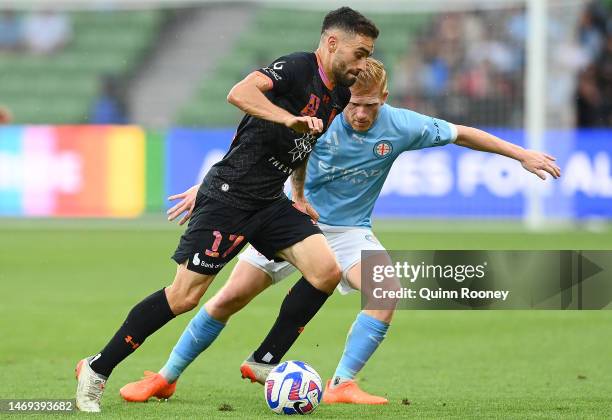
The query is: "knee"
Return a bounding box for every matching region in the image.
[166,285,204,315]
[182,294,202,313]
[365,308,394,324]
[207,288,249,317]
[171,293,201,315]
[328,263,342,284]
[312,262,342,293]
[165,267,214,315]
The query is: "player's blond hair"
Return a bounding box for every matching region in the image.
[354,57,388,96]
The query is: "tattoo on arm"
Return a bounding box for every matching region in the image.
[291,158,308,198]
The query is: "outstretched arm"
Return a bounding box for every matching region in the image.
[454,125,561,180]
[227,72,323,135]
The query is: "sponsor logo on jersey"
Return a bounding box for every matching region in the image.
[221,183,230,192]
[288,134,317,162]
[431,118,442,144]
[261,68,282,81]
[373,140,393,158]
[318,161,384,184]
[260,61,286,81]
[268,156,294,175]
[421,120,442,143]
[191,252,226,270]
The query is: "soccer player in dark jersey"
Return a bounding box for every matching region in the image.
[118,57,561,406]
[74,7,379,412]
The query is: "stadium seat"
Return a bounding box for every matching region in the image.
[0,10,161,124]
[176,7,432,127]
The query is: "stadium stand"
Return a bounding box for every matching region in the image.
[176,8,432,127]
[391,9,528,128]
[575,1,612,127]
[0,10,161,124]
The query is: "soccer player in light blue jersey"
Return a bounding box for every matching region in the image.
[120,58,560,404]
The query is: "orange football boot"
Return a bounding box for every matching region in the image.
[322,379,388,405]
[119,371,176,402]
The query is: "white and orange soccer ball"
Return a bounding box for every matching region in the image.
[264,360,323,415]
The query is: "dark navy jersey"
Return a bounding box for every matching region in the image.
[199,52,351,210]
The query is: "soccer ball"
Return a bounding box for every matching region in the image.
[264,360,323,415]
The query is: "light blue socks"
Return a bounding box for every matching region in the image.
[159,307,225,383]
[332,312,389,385]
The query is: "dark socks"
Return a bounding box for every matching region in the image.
[89,288,175,377]
[253,277,330,364]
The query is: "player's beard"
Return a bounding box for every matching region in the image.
[332,60,358,87]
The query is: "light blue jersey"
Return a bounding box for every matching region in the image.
[305,104,457,227]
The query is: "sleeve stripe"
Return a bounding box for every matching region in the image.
[448,123,458,143]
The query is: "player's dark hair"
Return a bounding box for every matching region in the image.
[321,7,379,39]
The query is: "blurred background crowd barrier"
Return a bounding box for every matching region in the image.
[1,126,609,220]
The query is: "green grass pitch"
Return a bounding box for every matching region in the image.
[1,219,611,419]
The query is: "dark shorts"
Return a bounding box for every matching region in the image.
[172,192,321,275]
